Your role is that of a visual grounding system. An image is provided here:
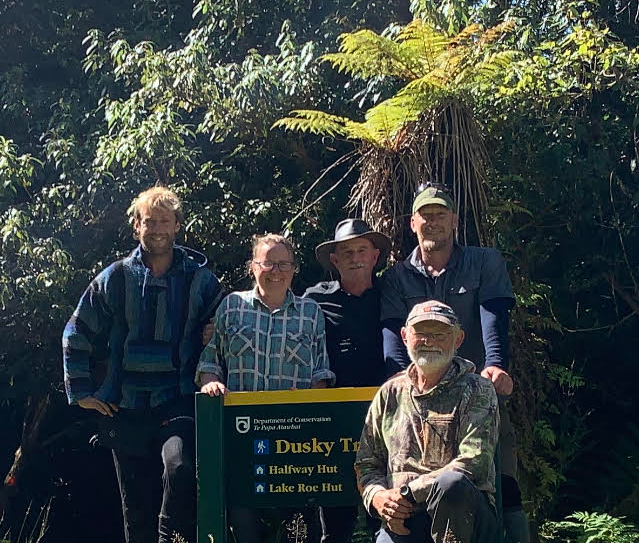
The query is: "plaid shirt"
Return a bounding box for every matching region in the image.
[196,288,335,391]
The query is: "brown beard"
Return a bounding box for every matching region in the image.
[421,238,449,252]
[141,234,175,255]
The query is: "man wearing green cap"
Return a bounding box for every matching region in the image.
[380,183,529,543]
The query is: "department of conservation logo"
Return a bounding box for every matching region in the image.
[235,416,250,434]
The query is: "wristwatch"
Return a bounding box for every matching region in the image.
[399,484,416,504]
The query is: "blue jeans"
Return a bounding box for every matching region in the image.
[376,472,496,543]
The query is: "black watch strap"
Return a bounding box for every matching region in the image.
[400,484,416,504]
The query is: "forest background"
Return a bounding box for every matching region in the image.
[1,0,638,542]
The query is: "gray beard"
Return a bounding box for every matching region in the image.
[409,347,455,373]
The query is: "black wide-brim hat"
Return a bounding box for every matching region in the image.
[315,218,392,273]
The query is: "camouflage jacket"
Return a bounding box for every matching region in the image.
[354,357,499,515]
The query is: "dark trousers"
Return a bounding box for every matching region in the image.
[319,505,379,543]
[319,506,357,543]
[376,472,496,543]
[229,506,319,543]
[111,401,196,543]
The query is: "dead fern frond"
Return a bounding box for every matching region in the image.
[449,23,483,47]
[478,20,516,45]
[348,102,490,254]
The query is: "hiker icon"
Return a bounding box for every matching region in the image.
[254,439,269,455]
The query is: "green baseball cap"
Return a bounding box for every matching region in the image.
[412,186,454,215]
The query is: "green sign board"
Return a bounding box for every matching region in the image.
[196,387,377,543]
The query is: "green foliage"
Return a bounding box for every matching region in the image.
[410,0,473,35]
[2,0,639,533]
[0,0,408,416]
[478,0,639,520]
[497,22,639,107]
[542,512,639,543]
[277,0,639,522]
[0,138,41,199]
[277,19,519,144]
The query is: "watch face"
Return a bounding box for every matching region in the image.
[401,484,414,503]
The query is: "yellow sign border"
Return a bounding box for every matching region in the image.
[217,386,379,406]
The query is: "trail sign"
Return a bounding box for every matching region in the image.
[196,387,377,543]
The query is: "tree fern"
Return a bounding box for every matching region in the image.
[277,20,516,145]
[274,17,519,252]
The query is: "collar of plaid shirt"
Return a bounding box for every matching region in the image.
[248,286,301,313]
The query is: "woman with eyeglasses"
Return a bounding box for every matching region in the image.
[196,233,334,395]
[195,234,334,543]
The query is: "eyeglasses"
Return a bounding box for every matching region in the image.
[409,330,452,342]
[252,260,296,272]
[414,182,451,197]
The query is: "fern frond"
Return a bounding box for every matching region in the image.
[565,512,639,543]
[362,87,444,141]
[272,110,352,138]
[400,74,449,97]
[427,43,472,82]
[471,51,522,83]
[342,121,387,146]
[321,30,416,79]
[489,201,533,217]
[273,110,384,145]
[362,102,418,142]
[397,19,449,76]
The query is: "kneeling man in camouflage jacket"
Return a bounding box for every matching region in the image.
[355,301,499,543]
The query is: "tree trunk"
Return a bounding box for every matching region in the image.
[0,394,51,517]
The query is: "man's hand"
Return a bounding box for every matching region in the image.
[372,488,413,526]
[202,318,214,346]
[481,366,513,396]
[387,518,410,536]
[78,396,119,417]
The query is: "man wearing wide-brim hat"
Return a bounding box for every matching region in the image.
[304,218,391,543]
[306,218,390,387]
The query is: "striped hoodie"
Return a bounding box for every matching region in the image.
[62,245,225,409]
